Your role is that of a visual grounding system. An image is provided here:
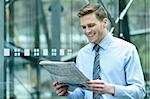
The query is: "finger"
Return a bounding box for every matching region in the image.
[56,84,69,91]
[89,86,103,91]
[56,87,66,93]
[57,87,68,96]
[88,83,104,88]
[55,84,62,90]
[92,87,104,91]
[87,80,104,83]
[86,80,104,84]
[93,90,104,94]
[53,81,59,86]
[93,90,100,94]
[58,89,68,96]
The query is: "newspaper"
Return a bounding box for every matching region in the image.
[39,61,90,91]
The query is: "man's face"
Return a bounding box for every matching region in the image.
[80,13,107,44]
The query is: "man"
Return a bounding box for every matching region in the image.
[53,4,146,99]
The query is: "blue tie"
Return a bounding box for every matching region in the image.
[93,44,101,99]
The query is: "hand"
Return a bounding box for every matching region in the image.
[53,82,69,96]
[86,80,115,95]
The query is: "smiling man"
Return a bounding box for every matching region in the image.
[53,4,146,99]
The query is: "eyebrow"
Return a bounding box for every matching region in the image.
[81,23,96,27]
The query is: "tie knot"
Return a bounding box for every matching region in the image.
[93,44,100,52]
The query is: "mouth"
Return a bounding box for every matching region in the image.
[87,32,96,37]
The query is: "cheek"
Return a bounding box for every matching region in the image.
[96,24,102,31]
[83,30,87,35]
[99,25,104,32]
[84,30,89,35]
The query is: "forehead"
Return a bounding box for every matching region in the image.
[80,13,99,25]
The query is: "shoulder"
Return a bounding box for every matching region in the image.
[112,36,136,51]
[78,43,93,54]
[77,43,93,59]
[76,43,93,65]
[110,37,139,62]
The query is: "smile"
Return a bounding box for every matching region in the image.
[88,32,96,37]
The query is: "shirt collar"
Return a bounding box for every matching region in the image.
[92,33,113,51]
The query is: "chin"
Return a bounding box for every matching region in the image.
[88,37,97,43]
[89,40,96,43]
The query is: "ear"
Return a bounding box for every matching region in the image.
[103,18,108,28]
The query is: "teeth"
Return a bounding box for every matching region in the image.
[88,32,96,37]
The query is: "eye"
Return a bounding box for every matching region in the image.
[81,26,86,29]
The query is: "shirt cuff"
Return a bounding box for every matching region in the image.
[114,85,126,97]
[67,91,72,99]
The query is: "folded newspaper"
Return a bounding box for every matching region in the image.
[39,61,90,91]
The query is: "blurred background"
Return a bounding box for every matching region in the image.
[0,0,150,99]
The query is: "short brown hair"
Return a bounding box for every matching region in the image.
[77,4,107,21]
